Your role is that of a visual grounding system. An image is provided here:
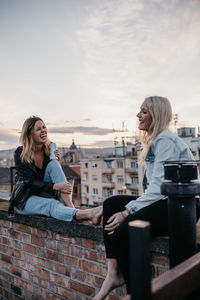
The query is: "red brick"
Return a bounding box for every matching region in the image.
[9,231,30,243]
[85,273,104,288]
[108,295,122,300]
[98,264,107,277]
[65,256,79,267]
[10,267,22,278]
[20,243,36,254]
[15,224,31,234]
[10,248,21,259]
[0,227,9,236]
[36,247,44,257]
[1,254,11,264]
[2,236,11,245]
[48,287,73,300]
[31,235,44,247]
[32,257,45,267]
[46,239,57,250]
[21,269,31,280]
[71,269,85,281]
[69,280,95,296]
[85,249,106,264]
[48,262,71,276]
[0,220,11,228]
[54,233,75,243]
[51,273,68,286]
[0,244,8,253]
[69,245,83,257]
[79,260,99,274]
[76,238,96,249]
[31,228,50,237]
[21,252,33,264]
[151,253,169,265]
[44,250,64,263]
[156,266,168,276]
[57,242,70,255]
[19,261,35,272]
[32,275,47,288]
[35,267,50,280]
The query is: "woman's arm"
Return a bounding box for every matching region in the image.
[125,137,178,213]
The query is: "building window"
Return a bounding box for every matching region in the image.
[106,161,112,168]
[84,173,88,181]
[85,163,88,168]
[93,188,98,195]
[118,190,123,195]
[130,161,137,169]
[131,176,138,184]
[92,175,98,181]
[92,162,97,168]
[107,189,113,196]
[117,161,123,168]
[86,186,89,193]
[117,176,124,183]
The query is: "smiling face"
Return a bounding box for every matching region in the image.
[31,120,48,145]
[137,101,152,131]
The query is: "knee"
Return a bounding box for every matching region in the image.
[103,196,122,209]
[103,196,115,208]
[46,159,61,172]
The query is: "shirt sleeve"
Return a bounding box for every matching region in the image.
[125,137,177,213]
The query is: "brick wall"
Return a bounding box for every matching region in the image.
[0,211,169,300]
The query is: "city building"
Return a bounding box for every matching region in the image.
[80,141,142,206]
[177,127,200,160]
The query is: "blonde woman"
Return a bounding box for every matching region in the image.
[94,96,200,299]
[9,116,102,224]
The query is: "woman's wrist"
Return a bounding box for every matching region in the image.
[53,183,58,190]
[121,209,130,218]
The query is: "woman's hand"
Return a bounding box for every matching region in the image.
[53,182,72,194]
[54,149,61,161]
[104,211,126,235]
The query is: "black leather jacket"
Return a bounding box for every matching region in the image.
[9,146,54,212]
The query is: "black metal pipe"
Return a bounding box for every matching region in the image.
[161,161,200,269]
[129,220,151,300]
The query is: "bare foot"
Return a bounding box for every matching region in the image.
[91,206,103,225]
[94,271,125,300]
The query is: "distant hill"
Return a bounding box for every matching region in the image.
[0,147,115,160]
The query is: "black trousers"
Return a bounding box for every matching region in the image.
[103,195,200,293]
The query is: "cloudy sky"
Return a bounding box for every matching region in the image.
[0,0,200,150]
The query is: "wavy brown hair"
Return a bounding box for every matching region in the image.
[20,116,50,163]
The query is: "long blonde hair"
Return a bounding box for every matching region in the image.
[141,96,172,159]
[20,116,50,163]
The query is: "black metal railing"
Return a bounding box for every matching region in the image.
[128,161,200,300]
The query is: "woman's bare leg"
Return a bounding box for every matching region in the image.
[75,206,103,225]
[60,192,75,208]
[94,258,125,300]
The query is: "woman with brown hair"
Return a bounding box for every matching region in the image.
[9,116,102,224]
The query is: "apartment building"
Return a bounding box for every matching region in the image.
[80,144,141,206]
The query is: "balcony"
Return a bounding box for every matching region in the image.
[125,168,138,174]
[126,183,139,190]
[102,182,115,188]
[102,168,115,174]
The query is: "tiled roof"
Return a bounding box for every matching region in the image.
[61,165,80,179]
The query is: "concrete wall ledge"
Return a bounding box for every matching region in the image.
[0,210,169,254]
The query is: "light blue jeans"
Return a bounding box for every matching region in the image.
[16,160,77,221]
